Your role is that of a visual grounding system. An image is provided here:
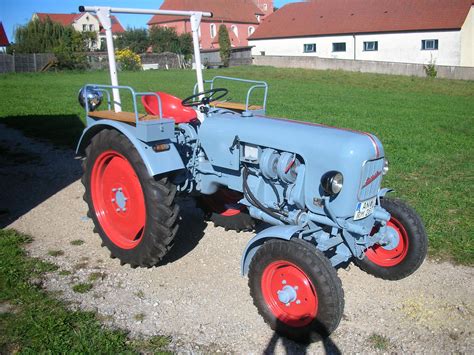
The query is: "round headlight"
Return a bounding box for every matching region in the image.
[321,171,344,196]
[383,158,389,175]
[78,87,103,112]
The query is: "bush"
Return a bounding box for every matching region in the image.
[424,63,437,78]
[115,48,142,71]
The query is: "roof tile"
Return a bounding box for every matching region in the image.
[148,0,264,25]
[250,0,473,40]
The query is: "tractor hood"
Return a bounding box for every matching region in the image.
[199,111,385,216]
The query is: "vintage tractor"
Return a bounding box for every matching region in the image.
[76,6,428,342]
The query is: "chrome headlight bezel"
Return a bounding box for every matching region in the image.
[78,87,103,112]
[321,171,344,196]
[382,158,389,175]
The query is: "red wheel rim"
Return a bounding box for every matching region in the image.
[261,260,318,327]
[366,217,409,267]
[91,150,146,249]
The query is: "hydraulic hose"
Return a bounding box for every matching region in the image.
[242,167,288,222]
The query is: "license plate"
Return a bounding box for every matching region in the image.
[354,197,376,220]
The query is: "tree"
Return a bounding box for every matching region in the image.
[10,18,88,69]
[12,18,66,53]
[218,25,231,67]
[115,28,149,53]
[148,26,193,56]
[149,26,180,53]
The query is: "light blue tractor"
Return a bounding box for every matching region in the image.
[77,6,428,342]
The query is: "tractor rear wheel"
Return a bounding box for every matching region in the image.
[82,129,179,267]
[198,188,255,232]
[248,239,344,342]
[355,198,427,280]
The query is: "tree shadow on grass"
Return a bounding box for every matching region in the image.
[0,115,85,228]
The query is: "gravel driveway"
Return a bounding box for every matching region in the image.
[2,125,473,353]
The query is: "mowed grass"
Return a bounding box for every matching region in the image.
[0,67,473,264]
[0,229,171,353]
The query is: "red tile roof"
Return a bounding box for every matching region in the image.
[148,0,264,25]
[250,0,473,40]
[0,22,9,46]
[35,13,125,33]
[35,13,80,26]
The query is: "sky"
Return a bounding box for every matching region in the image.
[0,0,301,42]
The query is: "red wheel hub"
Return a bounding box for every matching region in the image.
[366,217,409,267]
[261,261,318,327]
[91,150,146,249]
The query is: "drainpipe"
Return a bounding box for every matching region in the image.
[353,34,356,60]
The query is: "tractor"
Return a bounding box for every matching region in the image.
[76,5,428,342]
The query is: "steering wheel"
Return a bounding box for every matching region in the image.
[181,88,229,107]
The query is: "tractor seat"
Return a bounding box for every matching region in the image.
[142,92,197,124]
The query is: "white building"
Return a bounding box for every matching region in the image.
[249,0,474,67]
[32,12,125,50]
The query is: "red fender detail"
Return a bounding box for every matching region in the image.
[142,92,197,124]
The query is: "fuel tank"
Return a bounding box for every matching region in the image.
[199,111,385,218]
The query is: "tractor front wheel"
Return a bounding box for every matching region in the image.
[355,198,427,280]
[82,129,179,267]
[248,239,344,342]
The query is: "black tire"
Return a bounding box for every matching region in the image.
[355,197,427,280]
[82,129,179,268]
[197,188,255,232]
[248,239,344,343]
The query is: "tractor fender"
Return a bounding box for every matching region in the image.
[76,120,184,177]
[241,225,303,276]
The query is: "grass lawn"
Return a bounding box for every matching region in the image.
[0,67,473,264]
[0,229,170,354]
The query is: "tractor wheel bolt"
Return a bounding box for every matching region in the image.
[296,300,301,305]
[111,198,115,202]
[116,208,120,212]
[294,286,299,290]
[112,188,117,192]
[285,303,290,307]
[282,280,287,285]
[122,208,127,212]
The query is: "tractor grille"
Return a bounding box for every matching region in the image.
[358,158,384,201]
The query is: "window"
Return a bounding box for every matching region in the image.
[363,41,378,51]
[421,39,438,50]
[82,24,87,31]
[89,24,94,31]
[263,3,268,11]
[260,51,266,56]
[256,15,261,22]
[210,23,216,38]
[332,42,346,52]
[303,43,316,53]
[231,25,238,38]
[248,26,255,36]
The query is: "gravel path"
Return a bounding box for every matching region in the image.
[2,125,473,353]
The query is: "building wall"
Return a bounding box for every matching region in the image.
[250,30,463,66]
[72,13,101,34]
[155,21,258,49]
[460,6,474,66]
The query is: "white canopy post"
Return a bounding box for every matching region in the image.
[190,12,205,93]
[95,7,121,112]
[79,5,213,113]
